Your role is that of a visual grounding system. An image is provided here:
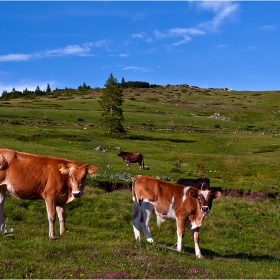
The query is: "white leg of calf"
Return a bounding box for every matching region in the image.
[0,189,6,227]
[139,201,154,242]
[132,201,141,241]
[56,205,66,235]
[45,200,56,238]
[48,218,55,239]
[133,223,141,241]
[192,228,202,258]
[177,234,183,252]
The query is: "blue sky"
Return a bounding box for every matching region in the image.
[0,1,280,93]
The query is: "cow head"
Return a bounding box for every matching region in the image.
[116,149,123,157]
[189,188,221,216]
[58,162,98,198]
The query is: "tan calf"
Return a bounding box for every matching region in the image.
[132,175,221,258]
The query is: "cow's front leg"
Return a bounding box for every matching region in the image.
[56,205,66,235]
[192,228,202,258]
[45,199,56,238]
[0,187,7,228]
[176,217,186,252]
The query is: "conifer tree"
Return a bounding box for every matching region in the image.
[99,73,125,136]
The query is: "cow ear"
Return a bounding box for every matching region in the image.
[58,163,69,174]
[213,191,222,199]
[88,165,98,175]
[189,191,198,199]
[0,155,7,170]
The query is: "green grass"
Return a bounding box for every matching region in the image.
[1,86,280,278]
[1,187,280,279]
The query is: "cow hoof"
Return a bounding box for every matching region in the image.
[197,254,203,259]
[147,238,154,243]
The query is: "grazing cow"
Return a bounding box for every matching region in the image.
[117,149,144,169]
[176,178,210,189]
[0,148,98,238]
[132,175,221,258]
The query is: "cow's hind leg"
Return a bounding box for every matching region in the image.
[176,217,186,252]
[132,199,141,241]
[139,201,154,243]
[56,205,66,235]
[0,186,7,228]
[192,228,202,258]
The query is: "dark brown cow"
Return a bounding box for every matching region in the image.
[117,149,144,169]
[0,148,98,238]
[176,178,210,189]
[132,175,221,258]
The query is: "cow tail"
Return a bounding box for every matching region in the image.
[142,157,145,170]
[132,175,139,219]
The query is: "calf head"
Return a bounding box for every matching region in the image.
[189,188,221,216]
[58,162,98,198]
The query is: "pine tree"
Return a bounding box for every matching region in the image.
[46,84,51,93]
[99,73,125,136]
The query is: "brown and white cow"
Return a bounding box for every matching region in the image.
[0,148,98,238]
[117,149,144,169]
[132,175,221,258]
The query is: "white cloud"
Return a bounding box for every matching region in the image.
[132,33,145,39]
[119,54,129,57]
[0,54,31,62]
[122,66,152,73]
[44,44,92,57]
[0,41,106,63]
[260,24,277,31]
[154,27,204,46]
[198,1,239,32]
[153,1,239,47]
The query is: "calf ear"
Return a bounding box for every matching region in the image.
[88,165,98,175]
[0,155,7,170]
[58,163,69,174]
[189,191,198,199]
[213,191,222,199]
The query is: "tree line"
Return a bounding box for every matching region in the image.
[0,78,158,101]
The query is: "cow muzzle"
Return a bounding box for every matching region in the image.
[72,191,83,198]
[201,206,209,215]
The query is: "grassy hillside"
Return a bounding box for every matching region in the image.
[1,86,280,190]
[1,86,280,278]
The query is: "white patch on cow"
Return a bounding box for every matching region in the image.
[72,191,81,195]
[201,190,209,199]
[182,187,190,202]
[5,182,18,198]
[167,196,175,218]
[143,198,154,205]
[177,234,183,251]
[191,221,199,229]
[66,196,75,204]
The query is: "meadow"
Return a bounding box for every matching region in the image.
[0,85,280,278]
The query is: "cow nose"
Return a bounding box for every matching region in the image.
[201,206,209,214]
[72,191,83,198]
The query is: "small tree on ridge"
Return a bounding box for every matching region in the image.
[99,73,125,136]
